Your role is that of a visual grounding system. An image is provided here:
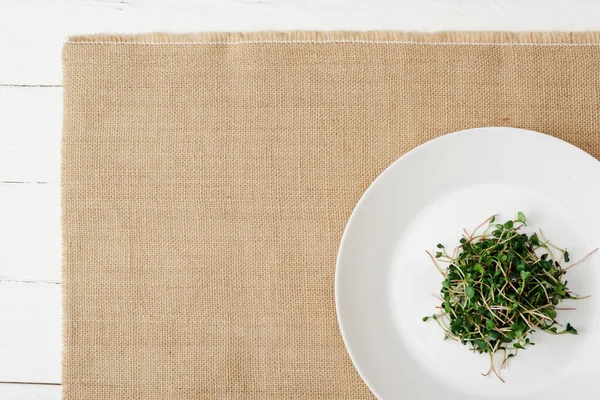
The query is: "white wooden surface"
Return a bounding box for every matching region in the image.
[3,1,600,398]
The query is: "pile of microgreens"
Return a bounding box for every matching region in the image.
[423,212,597,382]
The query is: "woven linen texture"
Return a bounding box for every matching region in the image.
[63,31,600,399]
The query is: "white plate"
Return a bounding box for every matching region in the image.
[335,127,600,400]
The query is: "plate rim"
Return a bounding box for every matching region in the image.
[334,126,600,399]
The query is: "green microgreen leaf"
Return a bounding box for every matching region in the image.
[422,212,589,383]
[465,286,475,299]
[564,323,578,335]
[474,263,485,274]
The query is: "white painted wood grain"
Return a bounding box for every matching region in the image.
[0,87,62,183]
[4,0,600,85]
[0,384,61,400]
[0,79,62,394]
[0,282,61,384]
[0,184,60,283]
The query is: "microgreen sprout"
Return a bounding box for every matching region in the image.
[423,212,597,382]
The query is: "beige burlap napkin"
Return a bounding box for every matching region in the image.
[62,31,600,399]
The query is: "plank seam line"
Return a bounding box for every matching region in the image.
[0,279,60,285]
[0,381,61,386]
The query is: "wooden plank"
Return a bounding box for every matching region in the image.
[0,383,61,400]
[4,0,600,85]
[0,0,277,85]
[0,183,60,283]
[0,87,62,183]
[0,282,61,384]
